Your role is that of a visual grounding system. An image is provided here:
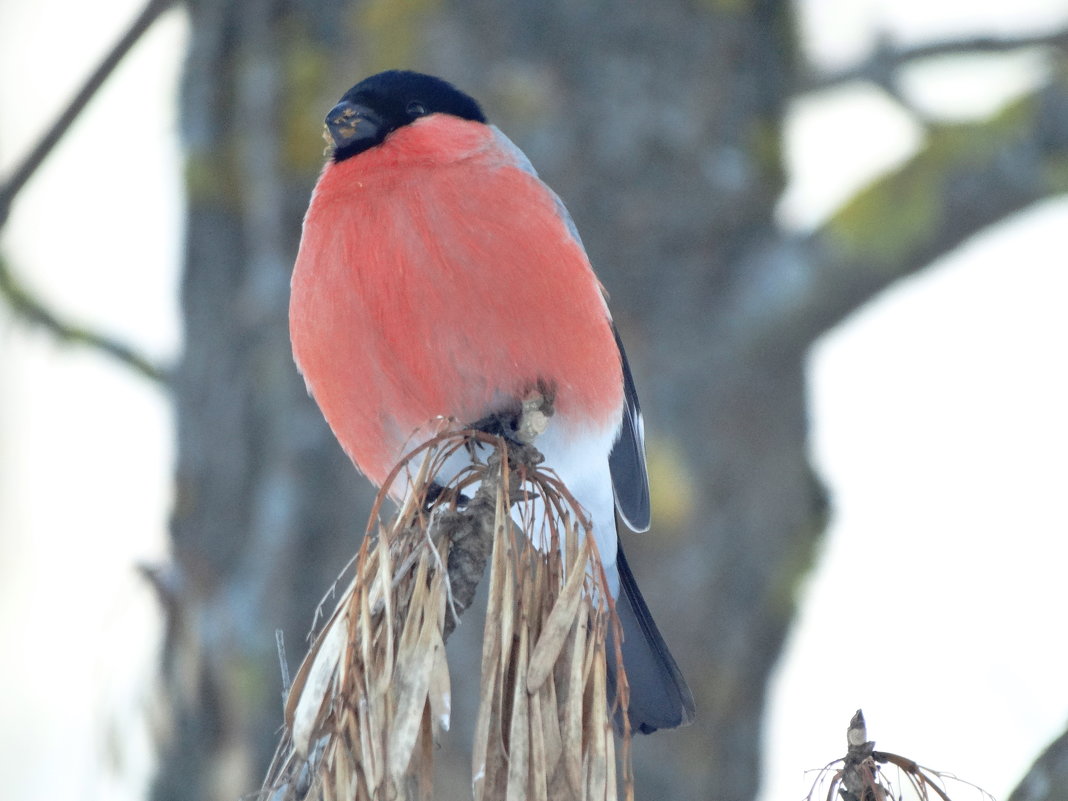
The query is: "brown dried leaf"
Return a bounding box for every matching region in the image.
[473,482,510,799]
[284,569,359,722]
[389,560,439,786]
[527,535,591,692]
[356,581,384,792]
[529,682,549,801]
[585,643,609,801]
[427,620,451,735]
[290,602,349,756]
[375,530,396,671]
[506,624,531,801]
[322,762,337,801]
[355,692,379,795]
[332,746,352,801]
[562,603,588,795]
[539,678,563,782]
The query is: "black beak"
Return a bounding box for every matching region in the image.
[324,101,383,154]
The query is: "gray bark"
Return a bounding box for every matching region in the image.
[154,1,1068,800]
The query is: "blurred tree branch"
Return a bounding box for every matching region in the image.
[727,74,1068,361]
[0,0,174,383]
[0,0,177,228]
[801,27,1068,95]
[0,254,168,382]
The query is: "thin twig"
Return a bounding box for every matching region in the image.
[0,0,176,383]
[0,0,178,227]
[801,28,1068,95]
[0,254,169,382]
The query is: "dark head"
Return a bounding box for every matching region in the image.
[324,71,487,162]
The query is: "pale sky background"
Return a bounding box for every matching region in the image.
[1,1,1067,800]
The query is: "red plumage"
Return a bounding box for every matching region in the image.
[291,115,623,487]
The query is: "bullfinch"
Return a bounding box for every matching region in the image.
[289,70,694,734]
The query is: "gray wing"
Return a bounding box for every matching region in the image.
[489,127,587,247]
[491,127,651,532]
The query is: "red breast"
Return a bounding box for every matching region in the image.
[290,115,623,487]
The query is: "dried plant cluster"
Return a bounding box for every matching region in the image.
[806,710,993,801]
[263,430,632,801]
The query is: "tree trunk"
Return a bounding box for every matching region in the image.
[158,2,1068,800]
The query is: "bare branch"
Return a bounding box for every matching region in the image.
[725,75,1068,359]
[0,254,168,382]
[0,0,176,383]
[801,28,1068,96]
[0,0,177,228]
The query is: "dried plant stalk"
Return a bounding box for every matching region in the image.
[263,428,632,801]
[804,710,994,801]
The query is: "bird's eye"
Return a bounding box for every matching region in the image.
[406,101,428,117]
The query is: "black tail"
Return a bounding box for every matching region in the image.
[608,542,695,734]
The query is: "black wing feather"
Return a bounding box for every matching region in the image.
[608,541,696,733]
[609,325,651,532]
